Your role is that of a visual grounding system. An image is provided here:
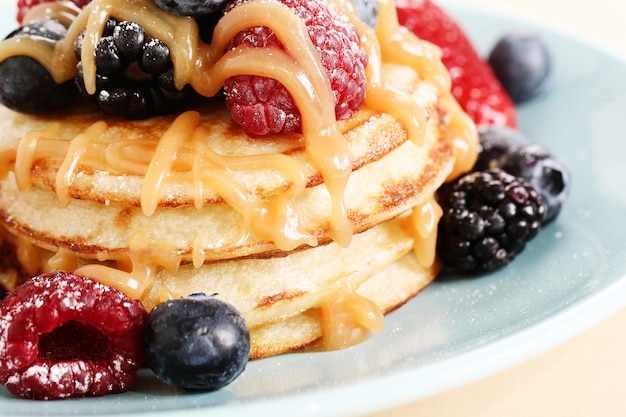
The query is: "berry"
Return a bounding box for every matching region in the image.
[0,272,147,400]
[143,293,250,391]
[152,0,228,17]
[488,32,551,103]
[75,19,196,119]
[396,0,517,128]
[0,19,77,113]
[473,125,529,171]
[0,286,6,301]
[196,11,224,43]
[17,0,91,24]
[223,0,368,137]
[351,0,378,29]
[500,144,570,224]
[437,169,546,273]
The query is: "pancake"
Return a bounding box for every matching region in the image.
[0,0,478,358]
[0,64,452,262]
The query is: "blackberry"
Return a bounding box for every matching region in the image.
[0,19,77,113]
[74,19,195,119]
[437,169,546,273]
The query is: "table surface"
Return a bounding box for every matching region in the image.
[370,1,626,416]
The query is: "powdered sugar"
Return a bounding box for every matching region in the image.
[0,271,147,399]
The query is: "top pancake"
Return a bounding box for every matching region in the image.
[0,63,456,263]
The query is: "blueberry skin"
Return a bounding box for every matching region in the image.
[5,19,67,40]
[473,125,529,171]
[0,19,77,114]
[351,0,379,29]
[152,0,227,17]
[143,294,250,391]
[488,32,551,103]
[500,144,571,224]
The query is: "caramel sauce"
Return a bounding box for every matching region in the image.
[0,0,478,350]
[318,288,384,350]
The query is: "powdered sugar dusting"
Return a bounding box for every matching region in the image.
[0,271,147,399]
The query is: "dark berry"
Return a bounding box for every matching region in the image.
[0,272,147,400]
[95,36,124,75]
[113,21,146,60]
[75,19,195,119]
[500,144,570,224]
[140,38,171,74]
[223,0,367,137]
[488,32,551,103]
[143,293,250,391]
[5,18,67,40]
[351,0,378,29]
[0,286,6,301]
[437,169,546,273]
[473,125,529,171]
[0,19,77,113]
[196,11,224,43]
[152,0,229,16]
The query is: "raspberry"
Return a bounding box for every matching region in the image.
[0,272,147,400]
[396,0,518,128]
[437,169,546,273]
[223,0,367,137]
[17,0,91,23]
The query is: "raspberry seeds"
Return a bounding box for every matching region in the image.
[0,272,147,400]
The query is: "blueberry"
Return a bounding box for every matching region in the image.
[351,0,379,29]
[5,19,67,41]
[143,293,250,391]
[500,144,570,224]
[152,0,228,17]
[474,125,530,171]
[488,32,551,103]
[0,19,77,113]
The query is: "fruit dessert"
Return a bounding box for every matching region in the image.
[0,0,569,400]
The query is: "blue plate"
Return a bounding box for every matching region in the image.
[2,2,626,417]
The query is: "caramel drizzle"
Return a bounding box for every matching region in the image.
[0,0,478,343]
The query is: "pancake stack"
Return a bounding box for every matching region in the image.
[0,0,477,358]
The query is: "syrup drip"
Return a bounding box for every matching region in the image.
[0,0,478,349]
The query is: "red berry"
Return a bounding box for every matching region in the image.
[0,272,147,400]
[16,0,91,23]
[223,0,367,137]
[396,0,518,128]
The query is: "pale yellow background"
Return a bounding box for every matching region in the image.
[369,1,626,416]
